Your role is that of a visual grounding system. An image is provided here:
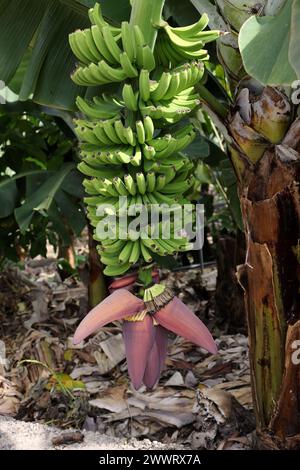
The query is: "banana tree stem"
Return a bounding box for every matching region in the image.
[130,0,165,50]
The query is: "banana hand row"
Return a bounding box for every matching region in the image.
[76,119,195,162]
[96,231,189,275]
[139,89,200,123]
[150,61,204,101]
[75,115,155,148]
[70,4,155,87]
[154,16,220,68]
[81,170,194,199]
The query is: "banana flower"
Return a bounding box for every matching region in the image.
[73,287,217,389]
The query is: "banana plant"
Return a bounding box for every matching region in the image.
[1,0,300,449]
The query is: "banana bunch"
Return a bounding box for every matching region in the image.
[69,3,217,276]
[155,14,220,67]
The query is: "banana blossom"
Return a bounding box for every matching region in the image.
[73,288,217,389]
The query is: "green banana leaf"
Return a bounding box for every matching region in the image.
[14,163,84,234]
[0,104,86,259]
[239,0,300,85]
[0,170,45,219]
[0,0,130,110]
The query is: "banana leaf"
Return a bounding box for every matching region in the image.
[0,0,130,110]
[239,0,299,85]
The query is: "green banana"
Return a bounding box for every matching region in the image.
[169,14,209,37]
[102,120,122,144]
[119,51,138,78]
[141,45,155,71]
[76,96,120,120]
[136,172,146,195]
[151,72,172,101]
[136,120,146,144]
[123,126,136,146]
[121,21,136,62]
[143,116,154,141]
[90,25,116,64]
[131,144,142,166]
[99,60,127,82]
[146,171,156,192]
[139,69,150,101]
[122,83,138,111]
[142,145,156,159]
[129,240,140,265]
[102,238,126,253]
[124,174,137,196]
[140,241,153,263]
[104,262,131,276]
[114,120,128,144]
[101,25,122,63]
[69,32,90,64]
[113,176,129,196]
[119,241,134,264]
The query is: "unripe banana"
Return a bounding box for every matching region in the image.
[101,25,122,63]
[142,145,156,159]
[139,69,150,101]
[143,116,154,141]
[124,174,137,196]
[146,171,156,192]
[119,241,134,264]
[121,21,136,62]
[131,144,142,166]
[136,172,146,195]
[122,83,138,111]
[129,240,140,265]
[69,32,89,64]
[102,120,122,144]
[120,52,138,78]
[104,262,131,276]
[123,126,136,146]
[141,45,155,71]
[151,72,172,101]
[99,60,127,82]
[90,25,116,64]
[140,241,153,263]
[113,176,129,196]
[136,120,146,144]
[114,120,128,144]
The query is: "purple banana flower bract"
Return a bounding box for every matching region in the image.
[73,289,144,345]
[143,326,168,388]
[73,289,217,389]
[122,316,156,390]
[155,296,217,354]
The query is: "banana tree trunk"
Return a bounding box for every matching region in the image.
[196,0,300,448]
[234,132,300,449]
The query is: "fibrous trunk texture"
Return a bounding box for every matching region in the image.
[233,116,300,448]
